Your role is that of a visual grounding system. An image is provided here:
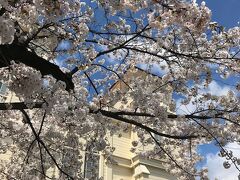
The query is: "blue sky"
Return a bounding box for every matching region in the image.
[198,0,240,28]
[196,1,240,178]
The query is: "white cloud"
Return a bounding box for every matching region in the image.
[137,62,169,76]
[176,80,232,115]
[176,99,196,114]
[204,142,240,180]
[201,80,231,96]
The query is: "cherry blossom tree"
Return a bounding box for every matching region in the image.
[0,0,239,179]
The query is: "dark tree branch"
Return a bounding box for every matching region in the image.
[32,168,53,179]
[0,7,6,16]
[38,142,46,177]
[95,24,149,58]
[20,109,74,179]
[23,139,36,163]
[98,109,198,140]
[84,71,99,95]
[148,131,197,177]
[0,102,43,110]
[92,63,132,90]
[0,102,238,126]
[1,102,238,140]
[0,43,74,91]
[38,110,47,136]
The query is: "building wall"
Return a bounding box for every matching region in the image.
[99,132,176,180]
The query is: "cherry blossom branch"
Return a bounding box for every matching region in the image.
[1,102,238,141]
[148,131,197,177]
[0,44,74,91]
[98,109,198,140]
[23,110,47,164]
[38,141,46,177]
[38,110,47,136]
[91,63,132,90]
[24,23,54,45]
[122,46,178,63]
[32,168,54,179]
[89,27,151,36]
[130,30,240,66]
[0,102,238,127]
[0,170,18,180]
[191,118,240,172]
[23,139,36,163]
[97,109,230,120]
[20,109,74,179]
[84,71,99,95]
[69,24,149,75]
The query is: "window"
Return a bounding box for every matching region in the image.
[0,82,7,96]
[154,134,161,142]
[84,153,100,179]
[83,143,100,179]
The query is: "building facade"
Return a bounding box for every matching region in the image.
[96,67,175,180]
[95,130,176,180]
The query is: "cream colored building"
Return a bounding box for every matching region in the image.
[93,67,175,180]
[95,128,176,180]
[0,68,176,180]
